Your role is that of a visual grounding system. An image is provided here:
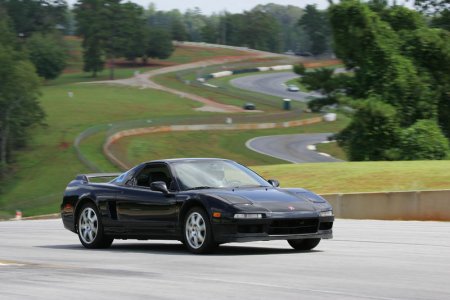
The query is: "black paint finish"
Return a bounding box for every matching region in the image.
[61,158,334,245]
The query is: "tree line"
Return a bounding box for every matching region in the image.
[74,1,333,78]
[1,1,333,80]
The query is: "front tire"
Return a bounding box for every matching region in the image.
[183,207,217,254]
[288,238,321,251]
[77,203,113,249]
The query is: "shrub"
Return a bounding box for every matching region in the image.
[399,120,450,160]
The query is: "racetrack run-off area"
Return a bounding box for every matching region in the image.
[0,219,449,300]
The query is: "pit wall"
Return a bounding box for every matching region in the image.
[321,190,450,221]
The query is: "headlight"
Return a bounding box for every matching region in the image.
[319,210,333,217]
[234,213,263,219]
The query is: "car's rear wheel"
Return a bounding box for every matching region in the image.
[288,238,321,251]
[183,207,216,254]
[77,203,113,249]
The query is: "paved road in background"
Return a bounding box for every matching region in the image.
[247,133,342,163]
[1,219,449,299]
[230,72,319,101]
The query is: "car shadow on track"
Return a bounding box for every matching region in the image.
[37,243,323,256]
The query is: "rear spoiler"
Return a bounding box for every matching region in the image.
[75,173,122,183]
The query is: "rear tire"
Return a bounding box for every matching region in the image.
[288,238,321,251]
[183,207,217,254]
[77,203,113,249]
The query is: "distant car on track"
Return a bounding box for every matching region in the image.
[61,158,334,254]
[243,102,256,110]
[287,84,300,92]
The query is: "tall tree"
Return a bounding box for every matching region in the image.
[115,2,146,64]
[253,4,306,52]
[184,7,206,41]
[145,28,174,60]
[26,33,67,80]
[74,0,105,77]
[171,17,188,41]
[201,18,219,43]
[328,1,448,160]
[75,0,148,78]
[0,14,44,176]
[298,5,330,55]
[238,10,282,52]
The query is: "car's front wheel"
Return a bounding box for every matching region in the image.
[77,203,113,249]
[288,238,321,251]
[183,207,216,254]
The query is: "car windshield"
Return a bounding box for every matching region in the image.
[172,160,270,190]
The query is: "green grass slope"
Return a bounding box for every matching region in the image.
[0,39,254,219]
[0,84,207,218]
[254,161,450,194]
[111,116,350,167]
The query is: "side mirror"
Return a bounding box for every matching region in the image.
[267,179,280,187]
[150,181,169,194]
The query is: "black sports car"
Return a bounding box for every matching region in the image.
[61,158,334,253]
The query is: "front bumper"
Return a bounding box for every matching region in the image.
[212,212,334,243]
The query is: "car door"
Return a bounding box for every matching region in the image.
[115,163,179,237]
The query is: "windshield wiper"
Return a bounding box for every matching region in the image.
[233,185,268,188]
[185,186,214,191]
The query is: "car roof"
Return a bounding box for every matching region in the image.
[143,158,232,165]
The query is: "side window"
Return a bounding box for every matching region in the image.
[134,164,176,191]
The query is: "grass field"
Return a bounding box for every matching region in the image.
[0,83,210,218]
[0,40,297,219]
[316,141,347,160]
[253,161,450,194]
[110,116,350,167]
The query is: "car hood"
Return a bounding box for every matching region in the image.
[209,187,318,212]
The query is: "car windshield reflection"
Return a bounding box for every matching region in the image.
[173,160,270,190]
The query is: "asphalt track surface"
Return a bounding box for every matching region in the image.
[247,133,342,163]
[230,72,319,101]
[1,219,449,299]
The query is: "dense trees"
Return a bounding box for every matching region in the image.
[75,0,174,78]
[73,2,326,77]
[320,1,450,160]
[298,5,331,55]
[145,28,174,60]
[26,33,67,80]
[0,0,68,36]
[252,4,308,52]
[0,14,44,176]
[145,4,331,55]
[0,0,69,80]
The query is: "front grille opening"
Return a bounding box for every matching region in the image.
[319,222,333,230]
[268,218,318,235]
[237,224,264,234]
